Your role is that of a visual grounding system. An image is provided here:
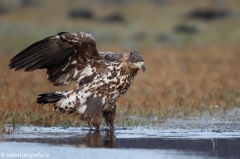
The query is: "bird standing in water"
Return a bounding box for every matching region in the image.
[9,32,146,130]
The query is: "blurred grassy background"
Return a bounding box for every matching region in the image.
[1,0,240,129]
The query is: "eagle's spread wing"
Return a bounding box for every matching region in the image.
[9,32,103,86]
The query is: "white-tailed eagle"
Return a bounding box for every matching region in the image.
[9,32,145,130]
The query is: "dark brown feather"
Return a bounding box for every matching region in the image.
[9,32,104,86]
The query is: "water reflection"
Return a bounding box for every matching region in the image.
[5,130,116,148]
[84,130,115,148]
[2,130,240,159]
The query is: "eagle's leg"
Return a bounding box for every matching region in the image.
[83,96,102,130]
[87,121,100,131]
[103,104,116,130]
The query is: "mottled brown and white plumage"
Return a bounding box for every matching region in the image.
[9,32,146,130]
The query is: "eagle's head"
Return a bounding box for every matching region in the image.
[124,51,146,72]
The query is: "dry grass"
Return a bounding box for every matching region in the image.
[1,44,240,130]
[118,45,240,118]
[1,1,240,131]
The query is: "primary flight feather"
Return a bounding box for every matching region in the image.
[9,32,146,130]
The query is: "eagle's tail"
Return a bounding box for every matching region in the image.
[37,92,64,104]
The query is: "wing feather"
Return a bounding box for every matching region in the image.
[12,45,60,70]
[9,32,104,86]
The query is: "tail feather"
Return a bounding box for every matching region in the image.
[37,92,63,104]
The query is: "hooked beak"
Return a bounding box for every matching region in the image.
[134,61,146,72]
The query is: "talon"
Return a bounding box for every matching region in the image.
[109,124,114,131]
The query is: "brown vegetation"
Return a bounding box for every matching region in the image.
[1,44,240,129]
[0,1,240,130]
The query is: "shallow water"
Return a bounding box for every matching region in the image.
[1,124,240,159]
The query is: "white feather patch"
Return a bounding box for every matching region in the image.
[71,60,77,64]
[77,104,87,114]
[55,91,76,109]
[73,69,79,78]
[81,92,93,99]
[78,65,93,81]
